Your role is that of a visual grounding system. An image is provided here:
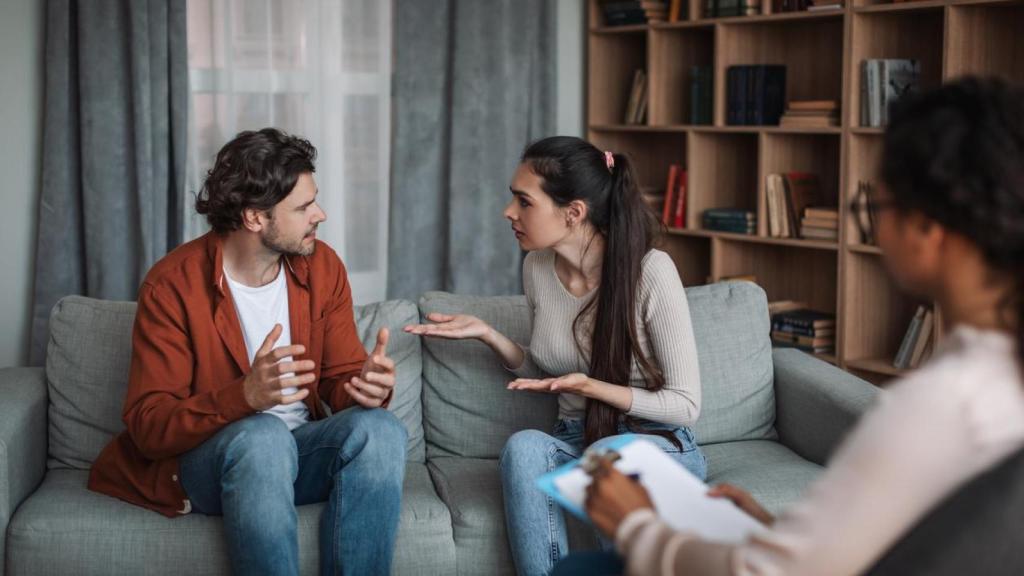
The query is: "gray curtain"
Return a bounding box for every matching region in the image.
[388,0,558,300]
[30,0,188,365]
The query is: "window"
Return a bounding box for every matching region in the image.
[185,0,391,303]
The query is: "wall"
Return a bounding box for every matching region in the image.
[0,0,44,367]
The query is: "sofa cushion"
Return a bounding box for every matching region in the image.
[418,292,559,460]
[352,299,426,462]
[703,440,822,515]
[44,295,425,470]
[6,465,455,576]
[686,281,776,445]
[418,282,775,459]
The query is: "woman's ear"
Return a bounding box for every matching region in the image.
[566,200,589,227]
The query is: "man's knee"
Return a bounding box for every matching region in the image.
[338,408,408,461]
[220,414,298,472]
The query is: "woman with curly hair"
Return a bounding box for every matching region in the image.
[559,76,1024,576]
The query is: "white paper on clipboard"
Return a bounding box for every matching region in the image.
[536,436,766,544]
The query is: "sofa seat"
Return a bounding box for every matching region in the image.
[6,464,455,576]
[703,440,824,515]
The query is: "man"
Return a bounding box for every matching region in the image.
[89,128,407,576]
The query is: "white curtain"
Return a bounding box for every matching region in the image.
[184,0,391,304]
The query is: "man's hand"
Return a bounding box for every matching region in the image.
[585,460,656,538]
[243,324,316,411]
[707,483,775,525]
[345,327,396,408]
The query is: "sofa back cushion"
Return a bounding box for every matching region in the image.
[45,295,425,470]
[418,292,559,459]
[418,281,775,459]
[686,281,776,445]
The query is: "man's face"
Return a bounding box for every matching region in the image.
[261,172,327,257]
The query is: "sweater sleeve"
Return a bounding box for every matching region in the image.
[625,251,702,427]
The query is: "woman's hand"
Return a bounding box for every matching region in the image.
[507,372,590,394]
[707,483,775,525]
[404,313,491,341]
[585,460,655,538]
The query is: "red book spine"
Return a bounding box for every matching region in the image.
[662,164,679,226]
[673,170,688,228]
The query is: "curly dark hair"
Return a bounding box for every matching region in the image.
[195,128,317,233]
[882,76,1024,368]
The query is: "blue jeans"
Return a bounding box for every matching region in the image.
[552,551,623,576]
[178,408,408,576]
[499,418,706,576]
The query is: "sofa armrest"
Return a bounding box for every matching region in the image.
[773,349,878,466]
[0,367,47,574]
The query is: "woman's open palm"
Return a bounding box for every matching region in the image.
[403,313,491,340]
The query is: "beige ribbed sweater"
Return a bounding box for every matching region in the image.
[510,248,702,427]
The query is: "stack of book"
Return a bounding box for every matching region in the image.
[779,100,839,128]
[702,209,756,234]
[894,305,934,370]
[801,207,838,241]
[770,0,808,13]
[641,0,670,22]
[806,0,843,11]
[726,65,787,126]
[602,1,649,25]
[661,164,688,228]
[851,180,876,245]
[860,59,920,127]
[624,69,648,125]
[765,172,826,239]
[771,307,836,355]
[705,0,760,17]
[690,66,714,125]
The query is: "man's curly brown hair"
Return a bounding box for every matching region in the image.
[195,128,317,233]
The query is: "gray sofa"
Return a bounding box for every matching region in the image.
[1,281,878,575]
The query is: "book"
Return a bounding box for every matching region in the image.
[766,174,786,237]
[880,59,921,125]
[782,173,822,239]
[908,309,934,369]
[788,100,840,112]
[800,227,839,240]
[774,309,836,330]
[662,164,680,226]
[669,0,685,21]
[805,207,838,220]
[853,181,876,244]
[894,306,926,370]
[690,67,714,125]
[673,170,688,228]
[802,217,839,230]
[603,1,649,25]
[624,69,648,125]
[537,436,766,541]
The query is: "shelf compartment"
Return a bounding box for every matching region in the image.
[660,234,713,287]
[842,251,928,364]
[686,132,759,229]
[715,17,844,126]
[759,132,841,237]
[712,239,839,316]
[588,32,648,126]
[588,130,687,191]
[649,27,715,126]
[845,133,884,247]
[946,3,1024,84]
[848,9,945,127]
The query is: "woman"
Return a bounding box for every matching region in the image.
[562,76,1024,576]
[405,136,706,575]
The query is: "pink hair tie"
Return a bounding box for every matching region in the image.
[604,151,615,171]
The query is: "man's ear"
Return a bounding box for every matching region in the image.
[241,207,268,232]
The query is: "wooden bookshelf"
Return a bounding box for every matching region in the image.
[586,0,1024,383]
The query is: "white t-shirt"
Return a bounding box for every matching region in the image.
[224,263,310,430]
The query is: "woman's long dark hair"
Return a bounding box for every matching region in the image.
[882,77,1024,369]
[521,136,680,448]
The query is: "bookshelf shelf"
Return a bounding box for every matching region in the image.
[845,358,907,378]
[848,243,883,255]
[667,227,840,250]
[587,0,1017,383]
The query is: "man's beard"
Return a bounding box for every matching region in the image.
[261,220,316,257]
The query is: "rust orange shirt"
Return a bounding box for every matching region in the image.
[88,232,370,517]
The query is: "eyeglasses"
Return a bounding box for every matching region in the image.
[847,195,898,224]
